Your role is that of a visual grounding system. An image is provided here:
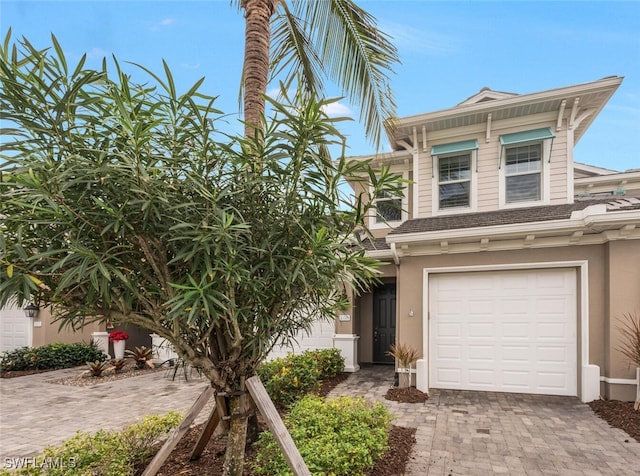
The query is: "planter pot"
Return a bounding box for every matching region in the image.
[91,332,110,357]
[112,340,126,360]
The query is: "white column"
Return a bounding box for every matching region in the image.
[333,334,360,372]
[416,358,428,393]
[582,364,600,403]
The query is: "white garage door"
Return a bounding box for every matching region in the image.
[0,303,32,353]
[429,268,577,396]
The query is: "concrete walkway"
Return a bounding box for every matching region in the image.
[328,366,640,475]
[1,365,639,475]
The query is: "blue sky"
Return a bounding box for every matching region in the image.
[2,1,639,171]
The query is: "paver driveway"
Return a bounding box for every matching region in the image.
[328,366,640,475]
[0,366,214,465]
[1,365,639,475]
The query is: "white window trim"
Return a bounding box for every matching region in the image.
[498,139,551,209]
[431,150,478,216]
[369,170,409,230]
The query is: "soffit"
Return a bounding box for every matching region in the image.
[387,77,622,151]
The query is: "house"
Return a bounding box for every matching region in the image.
[3,77,638,404]
[318,76,639,403]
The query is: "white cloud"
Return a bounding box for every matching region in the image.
[148,17,176,31]
[86,47,109,59]
[322,101,352,117]
[380,21,458,56]
[181,63,201,70]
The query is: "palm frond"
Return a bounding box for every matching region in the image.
[274,0,399,148]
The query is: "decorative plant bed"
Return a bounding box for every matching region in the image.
[47,362,163,387]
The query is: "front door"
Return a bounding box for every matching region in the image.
[373,283,396,364]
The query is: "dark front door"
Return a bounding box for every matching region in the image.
[373,283,396,364]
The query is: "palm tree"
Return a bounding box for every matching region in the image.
[238,0,399,146]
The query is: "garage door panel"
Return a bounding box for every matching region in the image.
[434,344,461,360]
[468,345,494,361]
[537,345,569,363]
[435,322,462,338]
[502,345,531,362]
[468,369,496,386]
[502,370,530,389]
[502,322,530,338]
[537,372,570,391]
[537,322,570,339]
[430,268,577,396]
[501,298,532,315]
[436,367,462,385]
[468,322,494,338]
[468,299,496,315]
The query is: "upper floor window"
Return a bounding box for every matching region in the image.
[505,144,541,203]
[375,190,402,223]
[499,127,555,207]
[439,153,471,208]
[431,139,478,215]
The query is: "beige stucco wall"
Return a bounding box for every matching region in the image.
[604,240,640,400]
[31,307,102,348]
[355,240,640,401]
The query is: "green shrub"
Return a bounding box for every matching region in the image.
[253,395,390,476]
[257,349,345,408]
[0,342,106,372]
[257,352,320,408]
[308,348,345,379]
[0,411,182,476]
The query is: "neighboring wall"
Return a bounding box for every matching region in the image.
[31,307,101,348]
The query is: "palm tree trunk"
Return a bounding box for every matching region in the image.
[241,0,274,138]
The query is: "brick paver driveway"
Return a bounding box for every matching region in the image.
[329,366,640,475]
[1,364,639,475]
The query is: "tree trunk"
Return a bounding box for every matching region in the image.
[241,0,274,138]
[222,393,249,476]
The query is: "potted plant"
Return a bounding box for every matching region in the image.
[387,343,421,388]
[108,330,129,360]
[617,311,640,410]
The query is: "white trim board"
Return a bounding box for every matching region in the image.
[600,376,637,386]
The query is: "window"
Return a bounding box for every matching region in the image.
[374,190,402,223]
[505,144,541,203]
[499,127,554,207]
[439,153,471,209]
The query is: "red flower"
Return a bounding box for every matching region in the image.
[109,330,129,342]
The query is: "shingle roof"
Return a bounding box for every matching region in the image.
[388,197,640,236]
[359,237,390,251]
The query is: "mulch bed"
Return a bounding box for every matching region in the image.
[136,373,418,476]
[588,399,640,443]
[385,386,429,403]
[138,423,416,476]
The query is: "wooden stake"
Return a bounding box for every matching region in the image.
[245,376,310,476]
[190,401,222,460]
[142,385,214,476]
